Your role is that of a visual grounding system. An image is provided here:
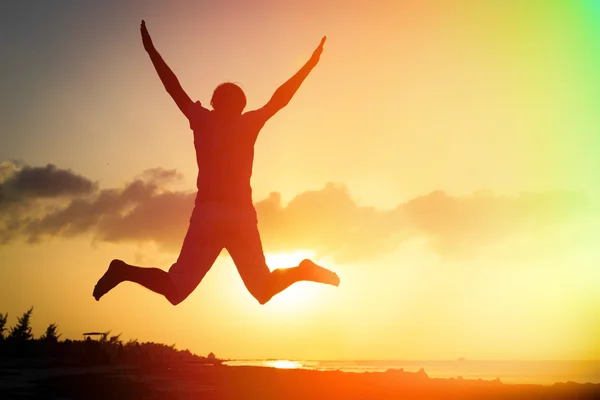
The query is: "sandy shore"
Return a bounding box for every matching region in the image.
[1,363,599,399]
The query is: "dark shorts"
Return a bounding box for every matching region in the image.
[167,201,270,304]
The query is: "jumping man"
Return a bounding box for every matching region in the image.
[93,21,340,306]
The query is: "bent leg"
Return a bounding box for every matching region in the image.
[94,205,223,305]
[167,240,222,305]
[226,222,340,305]
[166,211,224,305]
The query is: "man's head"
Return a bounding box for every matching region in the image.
[210,82,247,116]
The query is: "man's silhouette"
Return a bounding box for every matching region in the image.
[93,21,339,306]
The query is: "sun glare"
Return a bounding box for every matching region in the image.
[265,250,317,272]
[263,250,327,312]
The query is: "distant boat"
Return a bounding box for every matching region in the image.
[457,357,467,362]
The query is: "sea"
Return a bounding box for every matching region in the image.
[223,359,600,385]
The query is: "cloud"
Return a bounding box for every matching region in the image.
[254,184,409,263]
[0,163,96,201]
[21,170,194,250]
[255,186,590,262]
[0,162,99,244]
[0,162,592,263]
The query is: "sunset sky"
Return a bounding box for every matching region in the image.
[1,0,599,361]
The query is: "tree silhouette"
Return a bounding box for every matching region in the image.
[0,307,221,366]
[109,333,123,345]
[40,323,61,342]
[9,307,33,341]
[0,312,7,340]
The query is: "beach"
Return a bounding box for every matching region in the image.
[2,361,599,399]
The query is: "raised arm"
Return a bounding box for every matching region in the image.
[141,20,193,119]
[255,36,326,121]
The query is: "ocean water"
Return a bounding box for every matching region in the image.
[223,360,600,385]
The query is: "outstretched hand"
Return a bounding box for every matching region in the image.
[311,36,326,62]
[140,20,154,52]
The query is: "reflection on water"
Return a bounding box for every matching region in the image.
[265,360,303,369]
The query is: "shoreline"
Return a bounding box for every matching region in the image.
[2,362,599,399]
[223,358,600,386]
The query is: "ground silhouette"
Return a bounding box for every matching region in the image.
[1,307,598,399]
[0,307,220,366]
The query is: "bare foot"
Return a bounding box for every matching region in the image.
[299,259,340,286]
[93,259,126,301]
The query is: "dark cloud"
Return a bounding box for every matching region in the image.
[0,163,592,263]
[23,170,194,251]
[0,163,96,201]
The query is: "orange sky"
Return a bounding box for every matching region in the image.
[1,0,599,360]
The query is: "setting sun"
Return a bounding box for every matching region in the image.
[262,250,327,312]
[264,250,317,273]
